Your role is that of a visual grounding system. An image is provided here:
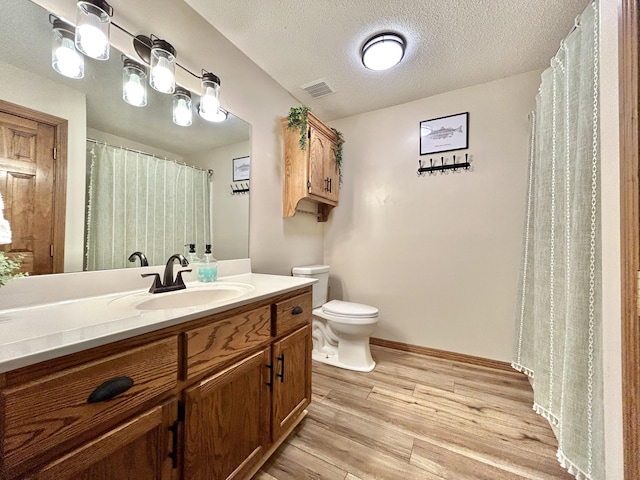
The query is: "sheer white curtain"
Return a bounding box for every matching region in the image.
[512,1,603,479]
[86,142,211,270]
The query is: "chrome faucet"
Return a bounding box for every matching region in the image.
[141,254,191,294]
[128,251,149,267]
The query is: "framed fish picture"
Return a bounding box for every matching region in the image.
[419,112,469,155]
[232,156,250,181]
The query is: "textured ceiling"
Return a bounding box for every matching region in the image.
[186,0,589,121]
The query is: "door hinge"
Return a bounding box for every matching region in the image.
[307,180,311,190]
[308,129,311,139]
[50,245,54,257]
[52,147,57,160]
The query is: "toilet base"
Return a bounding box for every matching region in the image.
[312,349,376,373]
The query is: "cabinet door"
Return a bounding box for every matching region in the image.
[184,348,271,480]
[307,127,335,201]
[322,133,340,203]
[272,324,312,441]
[27,399,178,480]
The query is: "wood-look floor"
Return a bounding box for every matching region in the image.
[254,345,573,480]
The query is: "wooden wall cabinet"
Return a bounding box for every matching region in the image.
[0,287,313,480]
[282,111,340,222]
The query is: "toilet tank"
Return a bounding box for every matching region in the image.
[291,265,330,308]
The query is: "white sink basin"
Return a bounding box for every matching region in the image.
[109,283,255,311]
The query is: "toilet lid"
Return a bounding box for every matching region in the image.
[322,300,378,318]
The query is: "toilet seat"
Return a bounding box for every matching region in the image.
[322,300,378,318]
[314,300,379,325]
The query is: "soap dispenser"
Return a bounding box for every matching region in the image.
[198,244,217,282]
[185,244,199,265]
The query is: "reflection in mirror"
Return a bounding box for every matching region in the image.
[0,0,251,274]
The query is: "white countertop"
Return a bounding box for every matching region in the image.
[0,273,315,373]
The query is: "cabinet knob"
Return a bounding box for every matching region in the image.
[291,306,303,315]
[87,376,134,403]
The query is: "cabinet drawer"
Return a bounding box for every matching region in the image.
[272,292,312,337]
[0,337,178,477]
[185,305,271,380]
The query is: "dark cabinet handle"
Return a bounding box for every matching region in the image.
[168,421,179,468]
[87,376,134,403]
[276,354,285,383]
[292,306,303,315]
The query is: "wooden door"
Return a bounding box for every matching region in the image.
[184,348,271,480]
[26,399,178,480]
[271,324,312,441]
[0,106,61,275]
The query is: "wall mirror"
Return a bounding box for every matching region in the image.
[0,0,251,274]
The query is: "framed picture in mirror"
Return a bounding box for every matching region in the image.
[233,156,250,181]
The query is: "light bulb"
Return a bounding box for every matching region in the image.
[124,73,145,106]
[151,56,174,93]
[173,98,192,126]
[201,86,220,113]
[54,37,83,78]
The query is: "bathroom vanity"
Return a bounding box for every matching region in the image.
[0,269,314,480]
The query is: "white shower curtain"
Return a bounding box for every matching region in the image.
[86,143,211,270]
[512,1,603,479]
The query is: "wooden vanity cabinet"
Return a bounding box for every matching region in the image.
[271,324,312,441]
[0,286,312,480]
[27,399,179,480]
[282,111,340,221]
[184,348,271,480]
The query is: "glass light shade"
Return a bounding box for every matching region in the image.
[52,20,84,79]
[123,60,147,107]
[362,33,405,71]
[199,106,227,123]
[173,88,192,126]
[150,41,176,93]
[200,73,220,116]
[75,0,112,60]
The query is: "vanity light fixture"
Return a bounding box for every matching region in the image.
[173,87,193,126]
[51,18,84,79]
[74,0,113,60]
[122,57,147,107]
[199,72,221,118]
[133,35,176,94]
[361,32,406,71]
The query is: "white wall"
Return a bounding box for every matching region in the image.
[187,141,250,260]
[0,60,86,272]
[327,70,541,362]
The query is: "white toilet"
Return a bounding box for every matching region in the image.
[292,265,378,372]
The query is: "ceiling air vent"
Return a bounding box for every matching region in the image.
[301,79,335,98]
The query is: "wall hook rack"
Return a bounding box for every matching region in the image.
[417,154,471,177]
[230,183,250,195]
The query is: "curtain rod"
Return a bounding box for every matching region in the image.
[86,138,213,175]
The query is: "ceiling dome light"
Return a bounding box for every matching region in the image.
[361,32,405,71]
[75,0,112,60]
[199,105,227,123]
